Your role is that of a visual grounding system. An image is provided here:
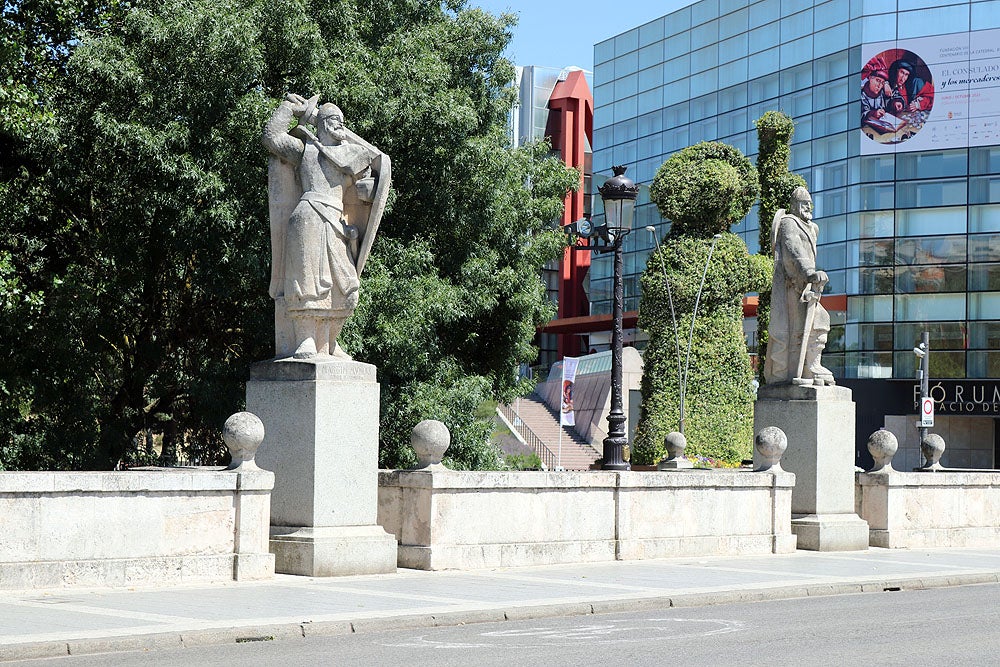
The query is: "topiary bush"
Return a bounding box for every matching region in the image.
[754,112,806,383]
[634,141,769,465]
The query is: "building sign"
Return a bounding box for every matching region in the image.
[912,380,1000,415]
[861,28,1000,154]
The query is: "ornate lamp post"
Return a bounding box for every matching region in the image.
[598,166,638,470]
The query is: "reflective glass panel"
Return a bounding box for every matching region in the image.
[895,265,966,294]
[969,264,1000,292]
[896,207,967,237]
[896,150,967,180]
[894,293,966,321]
[968,321,1000,349]
[895,235,967,266]
[970,293,1000,320]
[970,235,1000,262]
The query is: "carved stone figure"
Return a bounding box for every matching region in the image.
[763,187,835,386]
[263,93,391,359]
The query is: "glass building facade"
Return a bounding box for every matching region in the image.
[590,0,1000,385]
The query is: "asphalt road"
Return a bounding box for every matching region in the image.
[13,582,1000,666]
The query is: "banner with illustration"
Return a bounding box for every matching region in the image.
[861,28,1000,154]
[560,356,579,427]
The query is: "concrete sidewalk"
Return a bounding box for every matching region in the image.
[4,547,1000,662]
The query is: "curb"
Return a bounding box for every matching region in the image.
[2,572,998,662]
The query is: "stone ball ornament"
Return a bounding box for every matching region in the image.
[223,411,265,471]
[920,433,946,471]
[411,419,451,469]
[754,426,787,472]
[867,428,898,473]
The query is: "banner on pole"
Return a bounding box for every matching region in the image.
[560,357,579,427]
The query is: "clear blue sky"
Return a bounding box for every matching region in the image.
[471,0,695,72]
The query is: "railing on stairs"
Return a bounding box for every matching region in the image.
[498,403,558,470]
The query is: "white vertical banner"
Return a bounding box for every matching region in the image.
[560,357,579,427]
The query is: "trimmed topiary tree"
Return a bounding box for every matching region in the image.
[754,112,806,383]
[634,142,770,465]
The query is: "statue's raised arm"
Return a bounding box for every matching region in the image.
[263,94,391,360]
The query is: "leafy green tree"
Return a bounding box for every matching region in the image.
[754,111,806,383]
[0,0,577,470]
[633,142,769,465]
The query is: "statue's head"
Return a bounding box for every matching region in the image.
[317,103,347,142]
[790,186,813,222]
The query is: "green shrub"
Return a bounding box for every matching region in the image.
[635,141,768,465]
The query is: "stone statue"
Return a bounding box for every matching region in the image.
[763,187,835,386]
[262,93,391,359]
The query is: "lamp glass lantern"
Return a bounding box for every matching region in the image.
[598,165,638,232]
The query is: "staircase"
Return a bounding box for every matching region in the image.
[500,395,602,471]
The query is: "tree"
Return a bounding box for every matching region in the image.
[754,111,806,383]
[0,0,577,470]
[633,142,769,466]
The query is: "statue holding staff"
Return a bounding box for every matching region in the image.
[763,186,835,386]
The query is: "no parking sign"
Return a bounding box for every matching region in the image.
[920,396,934,427]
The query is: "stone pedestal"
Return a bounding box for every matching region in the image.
[246,358,397,576]
[754,384,868,551]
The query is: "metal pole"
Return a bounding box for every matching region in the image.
[680,234,721,435]
[602,231,630,470]
[645,226,683,434]
[918,330,930,443]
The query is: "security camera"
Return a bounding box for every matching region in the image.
[913,343,926,359]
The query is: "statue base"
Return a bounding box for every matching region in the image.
[247,357,397,575]
[269,526,397,577]
[754,384,868,552]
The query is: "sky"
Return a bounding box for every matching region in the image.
[471,0,695,72]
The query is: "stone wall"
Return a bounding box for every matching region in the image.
[0,468,274,589]
[378,469,795,570]
[856,470,1000,548]
[882,415,994,470]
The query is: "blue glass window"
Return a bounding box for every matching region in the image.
[896,179,967,209]
[615,29,639,54]
[749,47,779,79]
[898,7,969,39]
[815,0,848,31]
[780,9,813,42]
[812,23,849,59]
[749,73,779,103]
[615,51,639,77]
[750,0,780,29]
[595,39,615,65]
[719,33,749,64]
[719,84,749,112]
[691,20,719,50]
[638,64,664,92]
[720,7,749,39]
[781,62,813,95]
[895,294,966,321]
[896,208,967,237]
[639,42,664,71]
[664,31,691,61]
[719,58,750,88]
[896,150,967,180]
[639,17,665,46]
[973,1,1000,30]
[749,21,780,53]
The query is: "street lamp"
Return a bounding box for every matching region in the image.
[598,165,638,471]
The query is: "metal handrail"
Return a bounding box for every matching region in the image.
[498,403,558,470]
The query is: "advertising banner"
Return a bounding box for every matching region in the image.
[560,357,579,427]
[860,28,1000,154]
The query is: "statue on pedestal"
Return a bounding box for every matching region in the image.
[763,187,835,386]
[262,93,391,359]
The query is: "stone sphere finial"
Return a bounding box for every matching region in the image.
[657,431,693,469]
[754,426,787,472]
[411,419,450,469]
[867,428,898,473]
[919,433,946,471]
[223,412,265,471]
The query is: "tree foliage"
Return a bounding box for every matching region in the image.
[634,142,767,465]
[0,0,577,470]
[754,111,806,384]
